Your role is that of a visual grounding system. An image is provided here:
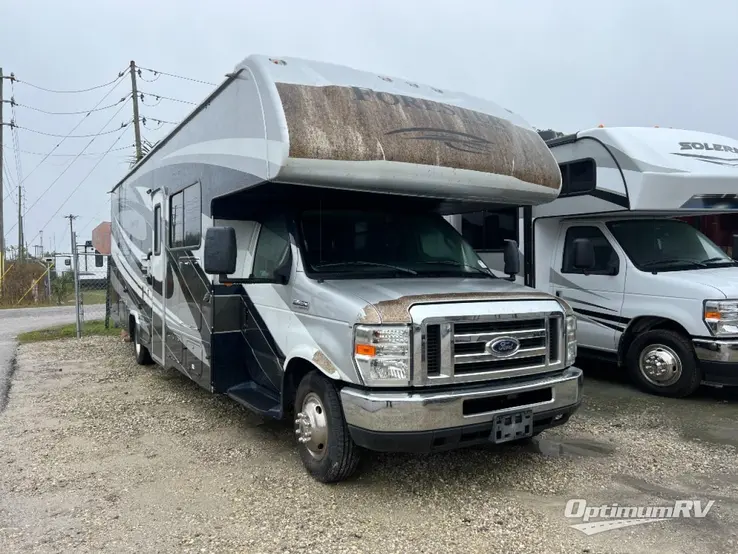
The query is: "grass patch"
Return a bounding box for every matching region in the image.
[17,320,119,344]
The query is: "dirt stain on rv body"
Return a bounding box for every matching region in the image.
[275,83,561,190]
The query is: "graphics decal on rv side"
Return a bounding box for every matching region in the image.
[674,141,738,167]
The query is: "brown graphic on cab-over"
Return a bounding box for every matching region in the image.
[275,83,561,190]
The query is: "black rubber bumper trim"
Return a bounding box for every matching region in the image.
[701,360,738,386]
[347,403,581,454]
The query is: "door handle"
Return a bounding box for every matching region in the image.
[292,299,309,309]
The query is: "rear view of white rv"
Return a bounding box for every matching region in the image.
[108,54,582,482]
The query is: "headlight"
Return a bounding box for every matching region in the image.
[565,315,577,365]
[353,325,411,386]
[704,300,738,336]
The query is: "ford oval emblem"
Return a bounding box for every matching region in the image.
[486,337,521,358]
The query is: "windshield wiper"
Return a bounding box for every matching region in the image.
[415,260,495,278]
[313,261,418,275]
[640,258,708,269]
[701,257,737,265]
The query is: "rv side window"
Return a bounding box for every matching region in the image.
[169,183,202,249]
[251,215,291,280]
[460,208,518,251]
[153,205,161,255]
[559,159,596,197]
[562,226,619,275]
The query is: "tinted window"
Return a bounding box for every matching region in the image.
[608,219,732,271]
[169,183,201,248]
[169,192,184,248]
[299,209,490,278]
[560,159,596,197]
[460,208,518,250]
[562,226,619,274]
[252,215,291,280]
[153,205,161,255]
[183,185,201,247]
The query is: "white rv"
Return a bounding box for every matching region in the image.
[108,54,582,483]
[450,127,738,398]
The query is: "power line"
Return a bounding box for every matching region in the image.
[4,98,132,239]
[11,98,128,116]
[26,127,129,249]
[138,90,196,105]
[13,122,130,139]
[2,143,134,157]
[11,68,128,94]
[137,65,216,87]
[14,70,130,187]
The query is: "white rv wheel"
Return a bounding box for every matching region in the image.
[294,371,361,483]
[625,329,701,398]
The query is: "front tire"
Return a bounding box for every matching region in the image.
[294,371,361,483]
[133,324,153,365]
[625,329,701,398]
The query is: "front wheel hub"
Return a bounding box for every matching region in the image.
[294,392,328,460]
[639,344,682,387]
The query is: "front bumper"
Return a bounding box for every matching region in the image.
[693,337,738,386]
[340,367,583,453]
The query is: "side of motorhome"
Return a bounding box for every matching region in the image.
[450,126,738,398]
[108,54,582,482]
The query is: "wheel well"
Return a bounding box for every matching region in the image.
[282,358,319,415]
[617,316,691,364]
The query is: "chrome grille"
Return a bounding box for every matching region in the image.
[418,313,564,385]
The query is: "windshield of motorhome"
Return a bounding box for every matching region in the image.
[607,219,735,271]
[298,209,492,277]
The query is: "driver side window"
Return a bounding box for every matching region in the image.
[251,215,291,280]
[562,226,620,275]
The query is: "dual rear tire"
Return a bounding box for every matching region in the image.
[132,324,153,365]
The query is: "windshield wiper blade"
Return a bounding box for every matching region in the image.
[640,258,708,269]
[701,257,737,265]
[313,261,418,275]
[415,260,495,278]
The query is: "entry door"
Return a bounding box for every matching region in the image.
[550,223,627,352]
[150,191,166,363]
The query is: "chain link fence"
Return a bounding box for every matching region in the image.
[0,238,114,336]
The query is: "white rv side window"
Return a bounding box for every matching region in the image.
[562,226,619,275]
[559,159,596,197]
[460,208,518,251]
[169,182,202,249]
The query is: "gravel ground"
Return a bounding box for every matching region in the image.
[1,336,737,553]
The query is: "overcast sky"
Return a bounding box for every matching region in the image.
[1,0,736,254]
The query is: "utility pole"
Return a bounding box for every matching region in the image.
[17,185,22,261]
[0,67,5,294]
[39,230,43,256]
[129,61,143,161]
[66,214,81,338]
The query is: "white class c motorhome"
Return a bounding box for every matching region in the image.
[450,126,738,398]
[109,54,582,483]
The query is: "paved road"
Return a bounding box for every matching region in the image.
[0,306,77,413]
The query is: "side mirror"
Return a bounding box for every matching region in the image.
[204,226,237,275]
[732,234,738,261]
[503,239,520,281]
[572,238,596,272]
